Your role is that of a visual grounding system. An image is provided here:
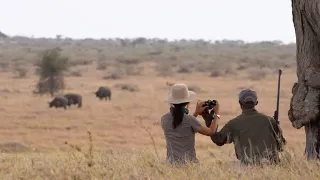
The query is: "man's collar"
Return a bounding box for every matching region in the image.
[241,108,258,114]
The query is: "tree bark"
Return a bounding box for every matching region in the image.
[289,0,320,159]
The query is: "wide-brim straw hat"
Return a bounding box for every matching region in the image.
[165,83,196,104]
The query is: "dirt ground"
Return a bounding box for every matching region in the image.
[0,63,304,153]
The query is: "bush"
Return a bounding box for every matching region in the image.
[114,83,140,92]
[13,67,28,78]
[209,69,224,77]
[177,65,192,73]
[96,61,108,70]
[247,69,267,81]
[102,72,123,80]
[69,70,82,77]
[157,63,174,77]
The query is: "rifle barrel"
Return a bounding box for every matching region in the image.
[275,69,282,123]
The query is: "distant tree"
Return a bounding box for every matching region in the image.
[0,31,8,38]
[56,34,62,40]
[118,38,130,47]
[34,48,69,97]
[132,37,147,46]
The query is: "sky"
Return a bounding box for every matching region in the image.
[0,0,295,43]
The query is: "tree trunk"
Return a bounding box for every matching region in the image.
[289,0,320,159]
[304,121,320,159]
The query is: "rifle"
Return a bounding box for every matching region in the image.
[273,69,282,124]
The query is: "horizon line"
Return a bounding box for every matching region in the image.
[1,33,297,45]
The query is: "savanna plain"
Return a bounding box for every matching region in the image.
[0,36,317,179]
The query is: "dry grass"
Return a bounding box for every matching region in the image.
[2,147,320,180]
[0,37,314,179]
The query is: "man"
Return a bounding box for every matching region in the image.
[201,88,286,165]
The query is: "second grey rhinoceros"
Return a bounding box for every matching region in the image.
[63,93,82,108]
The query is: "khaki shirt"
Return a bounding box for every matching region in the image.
[207,109,285,164]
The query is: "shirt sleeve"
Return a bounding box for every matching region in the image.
[210,121,233,146]
[188,115,202,133]
[160,116,164,130]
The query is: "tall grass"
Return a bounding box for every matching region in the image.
[1,130,318,179]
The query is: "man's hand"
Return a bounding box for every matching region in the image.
[200,100,220,126]
[213,100,220,114]
[200,110,212,127]
[193,100,208,116]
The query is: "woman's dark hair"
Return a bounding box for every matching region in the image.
[170,102,189,129]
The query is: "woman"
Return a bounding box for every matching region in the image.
[161,83,220,164]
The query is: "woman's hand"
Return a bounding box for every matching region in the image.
[194,100,208,116]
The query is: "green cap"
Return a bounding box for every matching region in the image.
[239,88,257,105]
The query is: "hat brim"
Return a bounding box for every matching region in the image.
[165,91,196,104]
